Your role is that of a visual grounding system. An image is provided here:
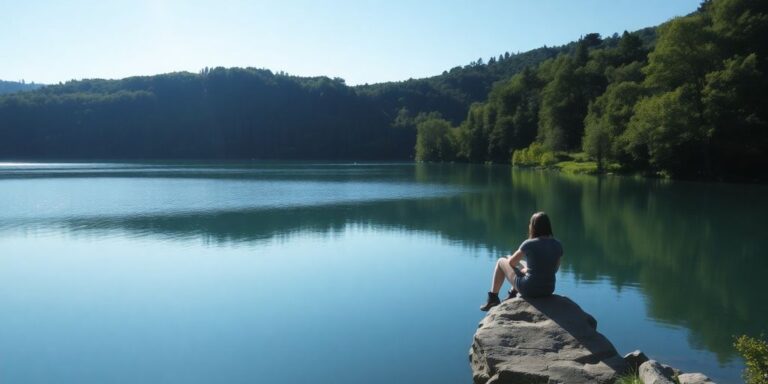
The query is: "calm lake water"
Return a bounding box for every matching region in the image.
[0,162,765,383]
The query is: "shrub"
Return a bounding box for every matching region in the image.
[735,334,768,384]
[539,151,557,167]
[511,142,557,167]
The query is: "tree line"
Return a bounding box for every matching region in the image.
[1,0,764,180]
[0,70,409,160]
[415,0,768,180]
[0,39,579,161]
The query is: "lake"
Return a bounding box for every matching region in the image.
[0,162,765,383]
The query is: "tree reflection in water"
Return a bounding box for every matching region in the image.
[2,163,765,362]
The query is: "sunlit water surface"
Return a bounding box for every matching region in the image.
[0,162,765,383]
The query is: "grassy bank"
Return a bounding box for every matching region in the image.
[511,146,620,176]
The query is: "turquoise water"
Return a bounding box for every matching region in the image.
[0,162,765,383]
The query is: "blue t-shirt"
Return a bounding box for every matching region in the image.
[517,237,563,296]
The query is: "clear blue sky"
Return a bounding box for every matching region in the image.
[0,0,701,85]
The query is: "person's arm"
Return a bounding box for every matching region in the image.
[509,249,526,273]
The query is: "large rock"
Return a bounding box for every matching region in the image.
[678,373,716,384]
[636,361,717,384]
[469,295,628,384]
[639,360,675,384]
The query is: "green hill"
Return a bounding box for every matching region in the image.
[7,0,768,181]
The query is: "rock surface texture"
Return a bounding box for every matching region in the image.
[639,360,676,384]
[469,295,628,384]
[677,373,716,384]
[637,360,717,384]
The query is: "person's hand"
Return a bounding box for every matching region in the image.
[521,267,528,274]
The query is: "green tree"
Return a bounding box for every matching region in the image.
[538,56,582,150]
[643,15,717,91]
[485,67,544,162]
[583,81,645,170]
[538,53,605,151]
[453,104,491,162]
[623,85,706,176]
[708,0,768,63]
[605,61,645,84]
[734,334,768,384]
[414,115,456,161]
[702,53,768,176]
[617,31,645,63]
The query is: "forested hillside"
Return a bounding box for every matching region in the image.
[0,71,408,159]
[416,0,767,180]
[0,24,653,161]
[2,0,766,180]
[0,53,568,160]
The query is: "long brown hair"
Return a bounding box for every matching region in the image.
[528,212,553,239]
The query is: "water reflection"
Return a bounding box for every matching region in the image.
[1,163,766,368]
[509,170,768,363]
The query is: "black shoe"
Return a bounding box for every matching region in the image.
[480,292,501,311]
[505,288,518,300]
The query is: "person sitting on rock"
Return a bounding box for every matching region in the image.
[480,211,563,311]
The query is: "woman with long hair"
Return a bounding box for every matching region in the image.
[480,212,563,311]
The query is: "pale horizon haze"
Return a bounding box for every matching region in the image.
[0,0,702,85]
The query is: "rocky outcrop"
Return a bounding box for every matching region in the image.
[468,294,718,384]
[638,360,716,384]
[469,295,628,384]
[639,360,677,384]
[678,373,716,384]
